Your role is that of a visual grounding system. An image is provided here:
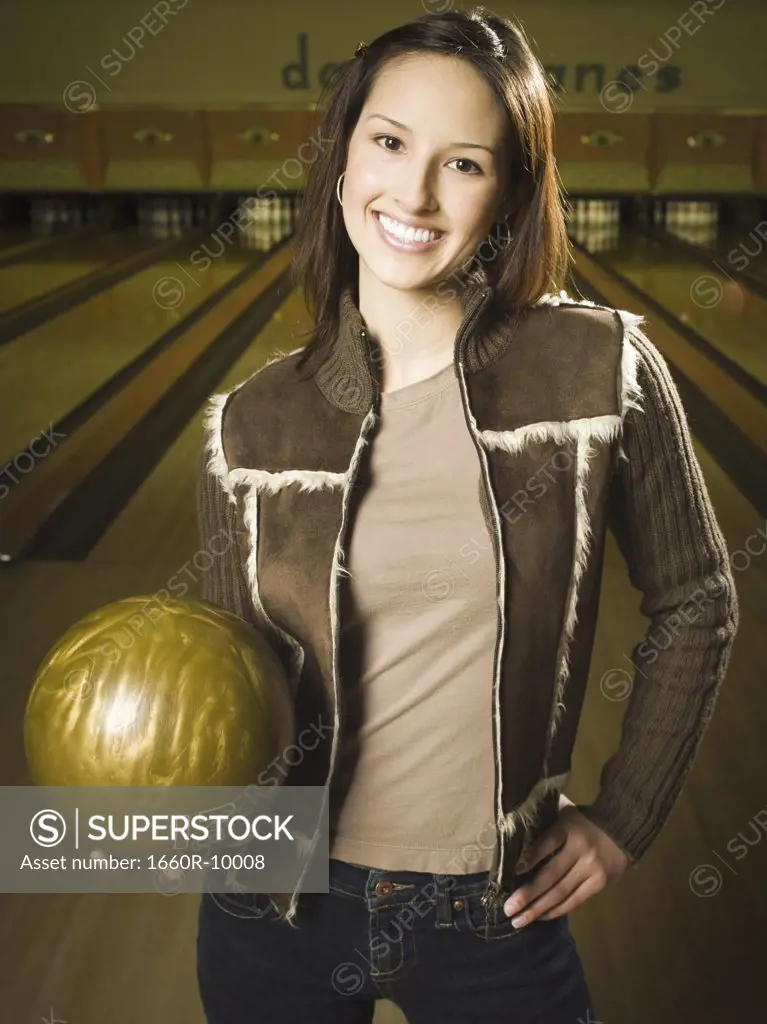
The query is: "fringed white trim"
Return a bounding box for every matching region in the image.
[263,344,306,369]
[615,309,646,464]
[281,818,323,930]
[294,830,315,859]
[330,408,376,708]
[239,484,305,700]
[458,359,508,891]
[202,393,240,502]
[479,413,621,455]
[285,408,379,927]
[534,289,598,308]
[526,295,646,465]
[230,466,346,495]
[500,771,571,841]
[201,346,305,499]
[546,434,597,752]
[200,356,317,702]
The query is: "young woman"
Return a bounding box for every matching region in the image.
[195,7,739,1022]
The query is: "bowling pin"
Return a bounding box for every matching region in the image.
[157,196,169,239]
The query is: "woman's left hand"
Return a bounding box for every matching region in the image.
[502,800,631,927]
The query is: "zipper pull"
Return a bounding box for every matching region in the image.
[480,881,502,908]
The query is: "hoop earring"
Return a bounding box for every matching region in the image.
[336,172,345,206]
[494,216,512,247]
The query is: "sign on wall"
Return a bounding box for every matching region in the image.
[280,32,682,96]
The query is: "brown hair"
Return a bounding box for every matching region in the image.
[290,5,569,376]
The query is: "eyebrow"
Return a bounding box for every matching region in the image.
[365,113,496,154]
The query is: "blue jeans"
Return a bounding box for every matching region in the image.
[196,857,597,1023]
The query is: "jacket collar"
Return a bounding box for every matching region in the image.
[314,264,518,415]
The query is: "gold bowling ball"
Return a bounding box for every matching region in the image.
[24,596,295,787]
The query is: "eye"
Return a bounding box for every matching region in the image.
[448,158,482,175]
[373,134,403,152]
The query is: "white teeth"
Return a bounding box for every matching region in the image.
[378,213,440,244]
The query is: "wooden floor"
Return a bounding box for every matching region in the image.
[0,227,764,1023]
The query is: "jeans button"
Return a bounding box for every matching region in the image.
[375,881,393,897]
[453,899,464,910]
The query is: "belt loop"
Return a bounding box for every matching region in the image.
[433,873,455,928]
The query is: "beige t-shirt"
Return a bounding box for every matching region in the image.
[329,361,497,875]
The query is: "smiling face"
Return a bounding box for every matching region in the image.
[341,53,513,294]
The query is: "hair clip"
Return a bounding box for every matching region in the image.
[354,41,368,58]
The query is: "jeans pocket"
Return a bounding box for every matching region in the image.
[464,890,527,940]
[208,890,279,920]
[463,889,566,942]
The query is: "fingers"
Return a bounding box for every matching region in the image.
[504,849,579,921]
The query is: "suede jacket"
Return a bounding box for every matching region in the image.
[197,272,739,926]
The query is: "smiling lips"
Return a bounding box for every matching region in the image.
[374,210,444,251]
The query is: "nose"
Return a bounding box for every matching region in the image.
[391,160,439,216]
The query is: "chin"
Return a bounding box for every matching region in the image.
[361,245,455,286]
[363,262,440,294]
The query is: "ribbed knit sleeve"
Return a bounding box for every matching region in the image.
[195,443,257,626]
[576,327,739,866]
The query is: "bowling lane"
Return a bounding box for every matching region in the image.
[0,245,255,467]
[0,228,164,313]
[0,225,43,252]
[679,223,767,286]
[86,285,310,568]
[578,229,767,389]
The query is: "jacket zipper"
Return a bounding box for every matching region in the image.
[451,287,506,910]
[481,881,503,908]
[290,382,378,909]
[295,285,500,910]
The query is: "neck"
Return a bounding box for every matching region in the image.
[314,267,508,415]
[358,271,474,391]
